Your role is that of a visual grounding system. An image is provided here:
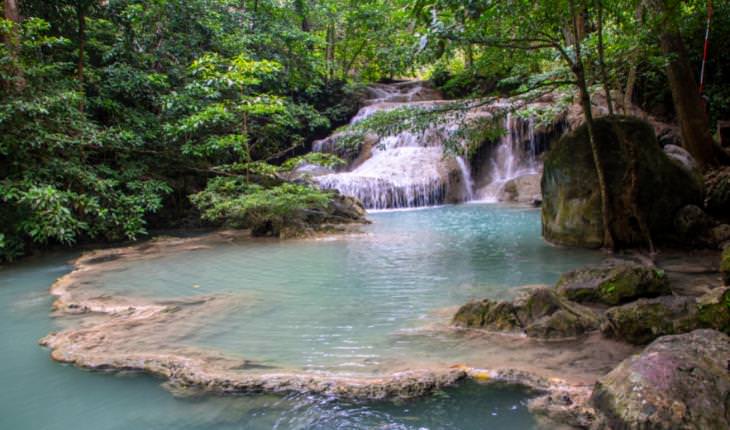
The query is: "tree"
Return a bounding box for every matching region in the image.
[647,0,717,169]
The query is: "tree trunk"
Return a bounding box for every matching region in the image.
[623,53,637,114]
[596,0,614,116]
[293,0,309,32]
[569,0,614,250]
[652,0,716,169]
[76,3,86,111]
[325,21,336,81]
[3,0,25,91]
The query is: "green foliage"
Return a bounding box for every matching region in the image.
[282,153,346,171]
[190,178,332,233]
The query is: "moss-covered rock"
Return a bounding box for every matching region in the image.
[525,309,599,339]
[591,329,730,430]
[452,300,521,331]
[601,288,730,345]
[556,261,670,305]
[722,246,730,285]
[542,117,703,248]
[453,286,599,339]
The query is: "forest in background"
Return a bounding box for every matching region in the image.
[2,0,729,261]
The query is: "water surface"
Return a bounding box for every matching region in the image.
[1,204,603,429]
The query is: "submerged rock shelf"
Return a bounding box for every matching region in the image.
[37,213,633,421]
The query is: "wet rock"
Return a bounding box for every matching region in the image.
[542,117,703,248]
[673,205,715,244]
[601,296,697,345]
[529,387,597,429]
[663,144,698,175]
[591,329,730,430]
[274,192,369,238]
[452,300,521,332]
[453,286,599,339]
[601,289,730,345]
[556,261,670,306]
[498,173,542,204]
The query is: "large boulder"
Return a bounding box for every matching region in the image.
[600,288,730,345]
[453,286,599,339]
[542,117,704,248]
[498,173,542,204]
[556,260,670,306]
[591,329,730,430]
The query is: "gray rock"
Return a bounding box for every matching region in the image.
[673,205,715,240]
[601,288,730,345]
[591,329,730,430]
[663,144,698,176]
[498,173,541,204]
[556,260,670,306]
[542,117,703,248]
[453,286,599,339]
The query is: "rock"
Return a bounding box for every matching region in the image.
[601,296,697,345]
[556,261,670,305]
[525,309,599,339]
[591,329,730,430]
[269,192,369,238]
[656,126,682,148]
[453,286,599,339]
[673,205,715,239]
[663,144,699,176]
[722,246,730,286]
[704,167,730,219]
[542,117,704,248]
[452,300,521,332]
[288,163,335,179]
[498,173,542,204]
[710,224,730,250]
[601,289,730,345]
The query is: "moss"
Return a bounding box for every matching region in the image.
[542,117,703,248]
[557,262,670,306]
[695,288,730,334]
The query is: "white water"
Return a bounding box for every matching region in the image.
[313,82,548,209]
[475,113,542,202]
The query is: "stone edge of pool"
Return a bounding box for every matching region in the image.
[39,230,601,428]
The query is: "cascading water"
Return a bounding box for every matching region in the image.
[313,82,474,210]
[475,113,542,202]
[311,81,559,209]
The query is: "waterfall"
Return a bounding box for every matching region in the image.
[475,113,542,202]
[310,81,557,210]
[312,82,472,210]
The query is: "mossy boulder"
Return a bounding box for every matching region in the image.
[591,329,730,430]
[453,286,599,339]
[601,288,730,345]
[542,117,703,248]
[451,300,521,331]
[556,261,670,306]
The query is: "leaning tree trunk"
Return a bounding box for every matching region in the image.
[652,0,716,169]
[567,0,614,250]
[596,0,614,116]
